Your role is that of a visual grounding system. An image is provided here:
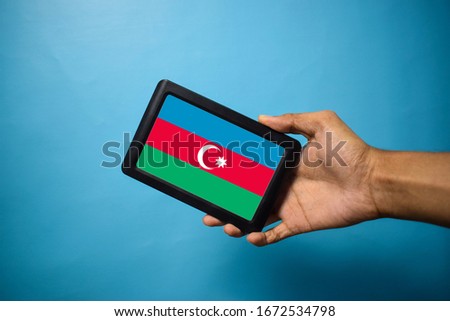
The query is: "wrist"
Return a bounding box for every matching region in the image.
[367,149,450,226]
[367,148,392,219]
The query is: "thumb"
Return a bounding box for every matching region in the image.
[259,113,320,138]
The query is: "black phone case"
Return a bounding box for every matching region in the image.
[122,80,301,234]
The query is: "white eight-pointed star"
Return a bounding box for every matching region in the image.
[215,156,227,168]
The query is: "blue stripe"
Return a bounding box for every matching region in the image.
[156,95,283,169]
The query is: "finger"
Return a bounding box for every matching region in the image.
[259,112,331,138]
[202,215,225,227]
[246,222,292,247]
[224,224,243,237]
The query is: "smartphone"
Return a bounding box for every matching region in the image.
[122,80,301,234]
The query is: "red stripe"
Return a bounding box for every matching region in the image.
[146,118,274,196]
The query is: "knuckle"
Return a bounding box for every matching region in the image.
[266,230,281,244]
[321,110,337,119]
[317,110,338,129]
[282,112,297,121]
[284,113,300,132]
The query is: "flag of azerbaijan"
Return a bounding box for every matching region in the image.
[137,95,284,221]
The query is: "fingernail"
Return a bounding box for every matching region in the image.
[259,115,272,120]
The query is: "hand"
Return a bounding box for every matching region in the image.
[203,111,380,246]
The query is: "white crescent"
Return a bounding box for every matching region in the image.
[197,144,219,170]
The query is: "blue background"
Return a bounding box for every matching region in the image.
[1,0,449,300]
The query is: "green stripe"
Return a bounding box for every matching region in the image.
[137,145,261,220]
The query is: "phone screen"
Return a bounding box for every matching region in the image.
[136,94,284,221]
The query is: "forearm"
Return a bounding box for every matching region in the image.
[370,149,450,227]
